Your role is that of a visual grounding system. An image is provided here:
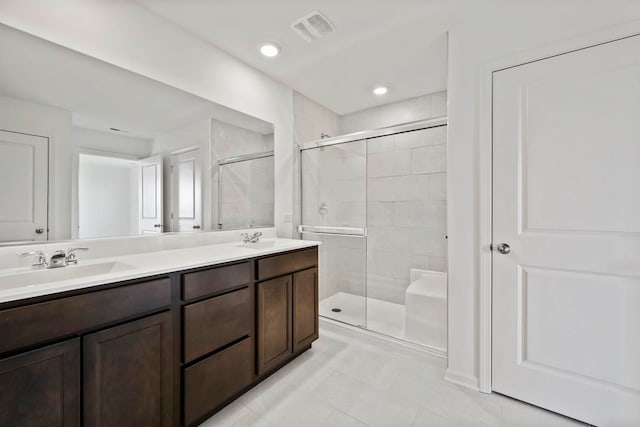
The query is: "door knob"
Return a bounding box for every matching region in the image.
[192,225,201,230]
[496,243,511,254]
[35,228,44,234]
[154,224,164,228]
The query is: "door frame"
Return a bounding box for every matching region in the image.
[477,22,640,393]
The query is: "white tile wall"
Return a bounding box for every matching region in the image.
[299,91,448,305]
[211,119,274,229]
[339,91,447,135]
[337,91,448,305]
[365,129,447,303]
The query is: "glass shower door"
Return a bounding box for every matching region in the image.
[300,140,367,327]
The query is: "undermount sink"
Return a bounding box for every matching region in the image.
[0,261,135,290]
[236,241,277,250]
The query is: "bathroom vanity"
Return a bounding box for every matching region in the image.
[0,240,318,427]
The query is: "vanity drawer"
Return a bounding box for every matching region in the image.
[257,247,318,281]
[182,262,251,300]
[183,337,253,426]
[0,278,171,354]
[183,286,252,363]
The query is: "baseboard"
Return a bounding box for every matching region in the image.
[319,317,447,359]
[444,368,479,391]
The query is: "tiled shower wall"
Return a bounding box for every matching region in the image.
[340,91,448,305]
[293,92,343,301]
[211,119,274,229]
[365,126,447,304]
[295,91,447,304]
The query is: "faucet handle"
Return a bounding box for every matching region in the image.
[17,250,47,267]
[66,247,89,264]
[17,250,43,257]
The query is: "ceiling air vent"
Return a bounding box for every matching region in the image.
[291,10,335,42]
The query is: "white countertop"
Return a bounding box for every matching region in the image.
[0,238,319,304]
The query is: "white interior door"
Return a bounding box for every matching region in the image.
[139,154,163,234]
[0,130,48,243]
[492,35,640,426]
[171,148,202,232]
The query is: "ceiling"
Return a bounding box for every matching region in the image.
[137,0,502,115]
[0,23,274,139]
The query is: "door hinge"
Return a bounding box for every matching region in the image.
[170,165,174,173]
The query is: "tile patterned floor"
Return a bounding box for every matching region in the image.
[200,321,587,427]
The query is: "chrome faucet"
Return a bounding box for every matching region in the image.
[17,247,89,269]
[48,250,67,268]
[241,232,262,244]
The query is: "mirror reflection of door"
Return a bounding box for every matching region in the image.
[139,155,163,234]
[171,148,202,232]
[0,130,48,243]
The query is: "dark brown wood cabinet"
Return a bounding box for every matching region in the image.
[256,275,293,375]
[0,245,318,427]
[0,338,80,427]
[255,248,319,377]
[83,312,173,427]
[183,337,253,426]
[293,268,319,353]
[183,286,253,363]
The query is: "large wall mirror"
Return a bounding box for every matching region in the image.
[0,24,274,245]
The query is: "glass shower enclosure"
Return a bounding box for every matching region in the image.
[217,151,274,230]
[299,140,368,327]
[299,117,448,350]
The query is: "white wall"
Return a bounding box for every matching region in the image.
[0,95,72,240]
[73,127,152,157]
[78,155,138,239]
[0,0,295,237]
[71,127,152,237]
[446,3,640,389]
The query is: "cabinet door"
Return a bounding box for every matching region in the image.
[256,275,292,375]
[0,338,80,427]
[84,312,173,426]
[293,268,319,353]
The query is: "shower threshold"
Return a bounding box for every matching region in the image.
[319,292,406,338]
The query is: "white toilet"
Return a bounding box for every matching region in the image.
[404,269,447,352]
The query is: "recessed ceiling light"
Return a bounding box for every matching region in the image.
[260,43,280,57]
[373,86,388,96]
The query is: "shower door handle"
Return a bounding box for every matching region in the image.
[298,225,367,237]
